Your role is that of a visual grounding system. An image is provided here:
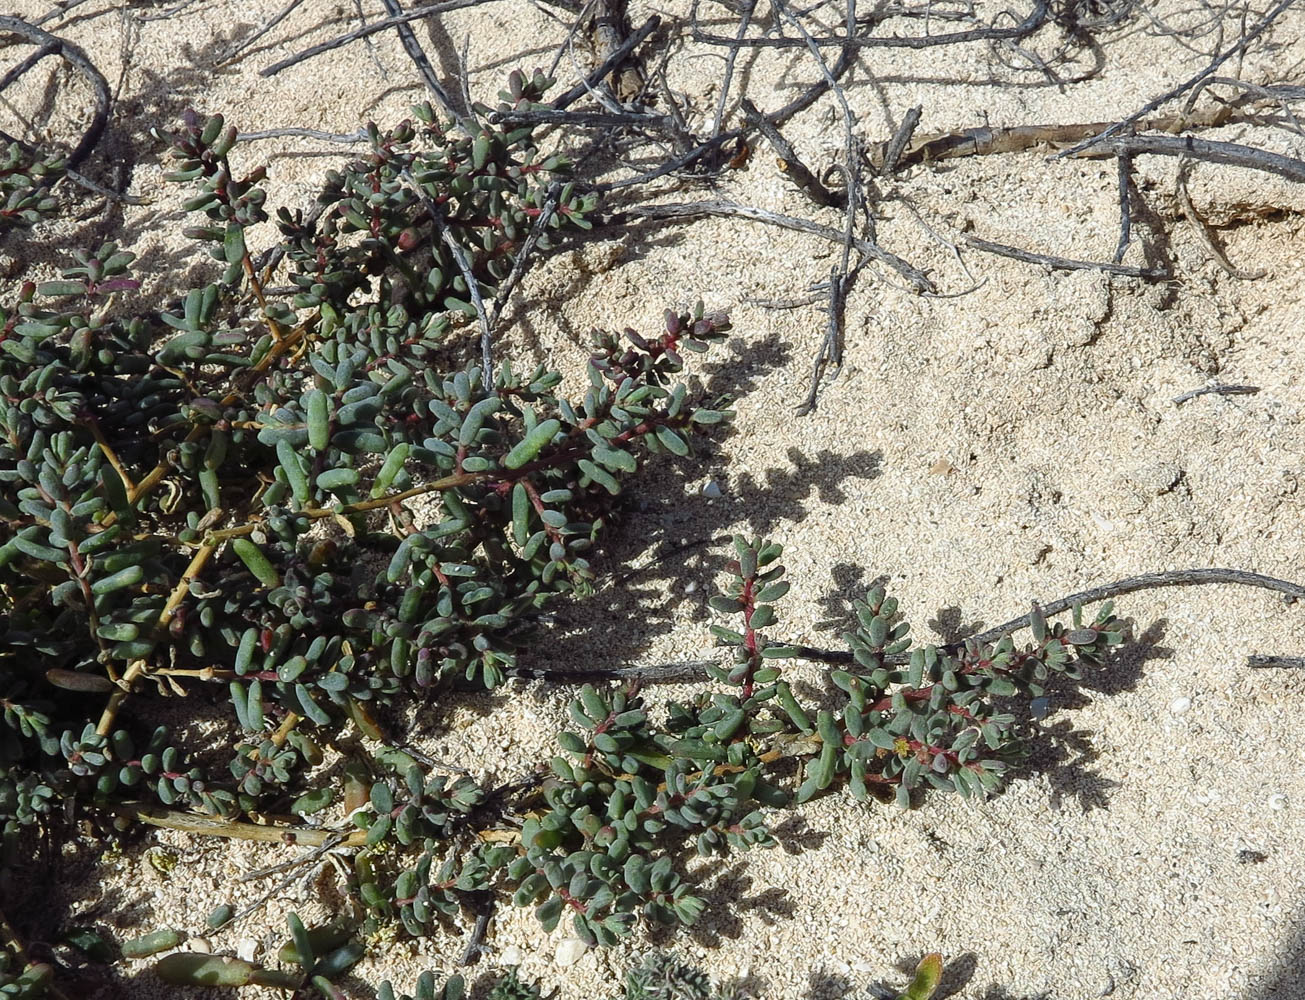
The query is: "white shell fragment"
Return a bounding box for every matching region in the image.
[554,937,588,967]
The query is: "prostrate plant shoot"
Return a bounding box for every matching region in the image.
[0,69,1125,998]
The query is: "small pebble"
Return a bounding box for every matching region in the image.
[498,945,523,966]
[188,937,212,954]
[1170,696,1192,716]
[1269,793,1288,811]
[554,937,588,967]
[235,939,258,962]
[701,480,723,498]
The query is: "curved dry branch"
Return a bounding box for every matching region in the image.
[692,0,1051,50]
[0,14,109,173]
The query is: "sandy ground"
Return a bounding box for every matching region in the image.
[4,0,1305,997]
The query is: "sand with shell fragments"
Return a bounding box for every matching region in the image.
[5,0,1305,997]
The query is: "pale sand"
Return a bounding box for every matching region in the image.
[4,1,1305,997]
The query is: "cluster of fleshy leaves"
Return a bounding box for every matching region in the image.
[0,68,1133,998]
[704,537,1123,810]
[0,141,66,233]
[122,911,470,999]
[0,953,52,1000]
[0,71,737,971]
[398,536,1121,950]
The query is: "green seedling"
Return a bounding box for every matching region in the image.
[896,953,945,1000]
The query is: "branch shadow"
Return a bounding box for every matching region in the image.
[1002,617,1171,813]
[527,437,883,678]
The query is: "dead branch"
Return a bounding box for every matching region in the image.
[692,0,1051,49]
[1175,159,1267,281]
[880,104,922,177]
[587,0,645,103]
[1055,0,1298,159]
[486,107,672,128]
[486,182,562,334]
[260,0,496,79]
[772,0,863,415]
[863,104,1242,172]
[1112,154,1134,263]
[611,199,935,292]
[706,0,757,141]
[1172,383,1259,404]
[963,234,1168,279]
[236,126,369,143]
[595,32,858,191]
[931,567,1305,661]
[739,97,841,208]
[216,0,305,66]
[0,14,109,173]
[401,168,496,376]
[1103,134,1305,184]
[1248,657,1305,669]
[545,567,1305,683]
[552,14,660,110]
[379,0,471,128]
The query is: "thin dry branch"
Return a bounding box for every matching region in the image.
[552,14,660,110]
[706,0,757,140]
[216,0,305,66]
[587,0,645,103]
[486,107,672,128]
[380,0,471,128]
[260,0,496,79]
[693,0,1051,49]
[1172,383,1259,404]
[1112,153,1134,263]
[963,234,1168,279]
[739,96,841,207]
[403,167,496,375]
[594,32,858,191]
[485,182,562,333]
[880,104,922,176]
[1103,134,1305,184]
[863,104,1244,172]
[612,199,935,292]
[774,0,865,415]
[1055,0,1298,159]
[0,14,109,172]
[1176,159,1267,280]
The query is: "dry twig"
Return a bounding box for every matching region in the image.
[963,234,1168,279]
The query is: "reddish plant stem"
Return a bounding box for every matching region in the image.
[739,575,759,699]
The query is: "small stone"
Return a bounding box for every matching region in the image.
[701,480,723,498]
[1128,461,1183,497]
[235,938,258,962]
[1269,793,1288,811]
[1170,696,1192,716]
[498,945,523,966]
[555,937,588,967]
[188,937,212,954]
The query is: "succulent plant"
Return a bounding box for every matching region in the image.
[0,66,1130,999]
